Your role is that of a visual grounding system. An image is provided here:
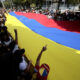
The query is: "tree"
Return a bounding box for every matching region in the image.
[13,0,26,4]
[26,0,36,8]
[67,0,80,4]
[30,3,36,8]
[12,0,44,9]
[36,0,43,8]
[13,0,26,7]
[57,0,62,9]
[12,0,26,9]
[0,1,2,7]
[26,0,36,4]
[26,0,43,8]
[67,0,80,10]
[66,0,80,6]
[3,1,11,8]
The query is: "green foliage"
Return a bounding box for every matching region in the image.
[26,0,36,4]
[12,0,43,8]
[0,1,2,7]
[3,1,11,8]
[67,0,80,5]
[13,0,26,5]
[30,3,36,8]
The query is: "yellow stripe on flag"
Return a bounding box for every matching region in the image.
[6,14,80,80]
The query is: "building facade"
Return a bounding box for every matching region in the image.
[42,0,66,9]
[42,0,79,11]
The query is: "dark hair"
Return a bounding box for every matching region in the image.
[14,49,25,57]
[13,49,25,65]
[9,41,16,51]
[1,31,9,41]
[2,26,7,31]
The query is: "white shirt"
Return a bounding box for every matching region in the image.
[19,56,28,71]
[4,36,12,46]
[47,15,52,19]
[12,44,19,53]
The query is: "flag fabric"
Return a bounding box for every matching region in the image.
[5,12,80,80]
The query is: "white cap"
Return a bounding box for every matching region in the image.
[19,56,28,71]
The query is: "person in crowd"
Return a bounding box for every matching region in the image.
[19,57,32,80]
[0,9,31,80]
[0,14,3,27]
[9,29,31,80]
[1,26,13,48]
[32,45,50,80]
[47,13,52,19]
[50,9,54,15]
[2,13,6,25]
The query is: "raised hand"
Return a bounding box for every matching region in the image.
[14,29,17,33]
[42,45,47,52]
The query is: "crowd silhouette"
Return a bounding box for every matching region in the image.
[0,8,50,80]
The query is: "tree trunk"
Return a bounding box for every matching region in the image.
[57,1,61,10]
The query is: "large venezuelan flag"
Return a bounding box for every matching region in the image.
[6,12,80,80]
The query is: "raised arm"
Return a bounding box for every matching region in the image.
[14,29,18,44]
[26,60,32,72]
[35,45,47,66]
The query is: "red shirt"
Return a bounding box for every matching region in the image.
[34,64,50,80]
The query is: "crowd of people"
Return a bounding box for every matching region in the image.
[0,8,50,80]
[0,6,80,80]
[8,8,80,21]
[50,10,80,21]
